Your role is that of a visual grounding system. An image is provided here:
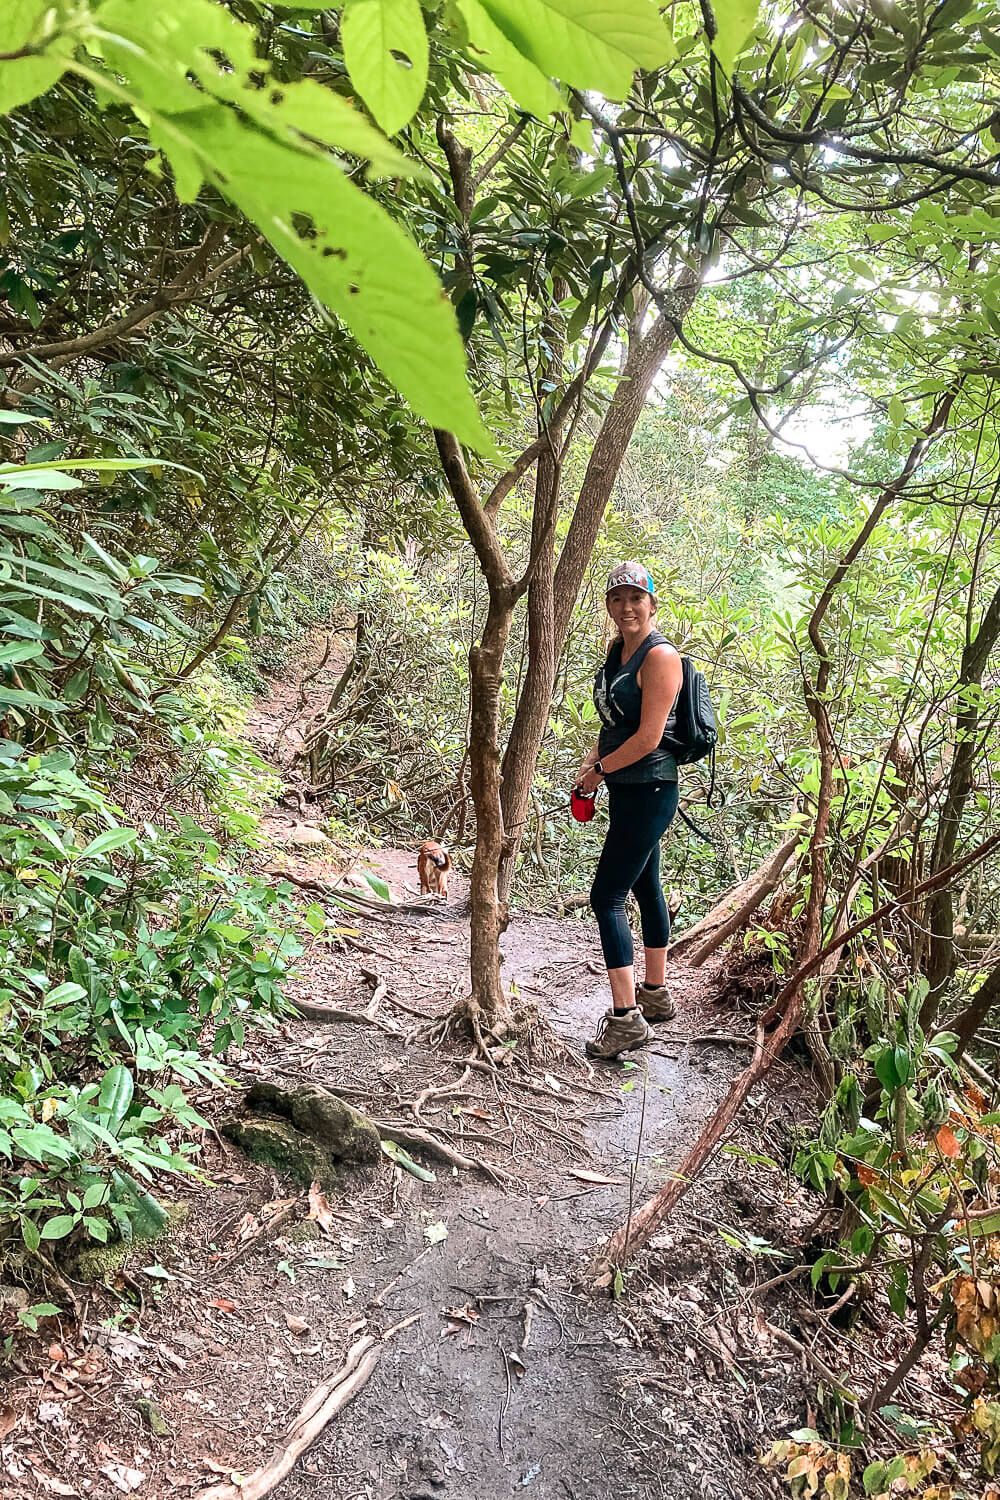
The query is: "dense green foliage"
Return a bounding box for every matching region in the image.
[2,0,1000,1485]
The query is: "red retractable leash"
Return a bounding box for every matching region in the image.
[570,785,597,822]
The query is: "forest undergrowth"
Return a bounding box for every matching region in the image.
[0,642,995,1500]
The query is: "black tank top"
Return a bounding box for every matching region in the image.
[594,630,678,784]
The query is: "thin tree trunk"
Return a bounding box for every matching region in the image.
[499,268,703,895]
[922,579,1000,1027]
[950,959,1000,1063]
[467,590,516,1024]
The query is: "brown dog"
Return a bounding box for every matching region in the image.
[417,840,451,900]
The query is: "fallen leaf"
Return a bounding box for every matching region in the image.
[99,1464,146,1493]
[569,1170,624,1186]
[234,1214,257,1243]
[30,1472,77,1497]
[542,1074,563,1093]
[307,1181,337,1238]
[440,1303,479,1333]
[341,1277,356,1301]
[208,1298,236,1314]
[0,1407,17,1440]
[424,1221,448,1246]
[48,1345,66,1363]
[936,1124,962,1159]
[284,1314,309,1335]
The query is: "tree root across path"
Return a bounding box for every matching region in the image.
[418,992,583,1068]
[193,1315,419,1500]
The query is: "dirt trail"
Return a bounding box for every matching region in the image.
[4,661,813,1500]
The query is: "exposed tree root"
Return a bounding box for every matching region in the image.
[418,992,571,1065]
[193,1316,418,1500]
[376,1120,513,1183]
[290,996,404,1036]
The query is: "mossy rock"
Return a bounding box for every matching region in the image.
[244,1081,381,1165]
[71,1202,188,1284]
[221,1114,337,1190]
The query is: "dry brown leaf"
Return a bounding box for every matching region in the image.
[99,1465,146,1494]
[569,1169,625,1186]
[0,1407,17,1440]
[936,1124,962,1159]
[308,1180,337,1238]
[441,1304,479,1328]
[30,1472,77,1497]
[207,1298,236,1314]
[285,1314,310,1335]
[234,1213,258,1243]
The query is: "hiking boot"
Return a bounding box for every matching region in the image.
[585,1007,650,1060]
[637,981,676,1022]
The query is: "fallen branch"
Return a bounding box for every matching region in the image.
[214,1197,302,1272]
[377,1120,513,1182]
[668,832,800,962]
[289,996,404,1036]
[687,834,801,966]
[194,1317,418,1500]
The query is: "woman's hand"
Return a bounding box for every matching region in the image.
[577,765,603,796]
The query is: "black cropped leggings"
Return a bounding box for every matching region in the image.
[589,781,680,971]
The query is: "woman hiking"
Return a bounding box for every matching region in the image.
[575,561,684,1061]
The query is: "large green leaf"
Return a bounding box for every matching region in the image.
[180,110,493,450]
[710,0,759,73]
[79,5,490,446]
[98,1065,135,1135]
[94,0,420,178]
[479,0,675,98]
[456,0,562,118]
[341,0,430,136]
[0,0,67,114]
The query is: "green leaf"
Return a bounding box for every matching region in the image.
[79,827,139,860]
[45,982,89,1007]
[0,409,46,426]
[362,870,392,902]
[480,0,675,97]
[0,1,66,115]
[21,1216,40,1252]
[83,1181,108,1210]
[455,0,562,118]
[98,1065,135,1134]
[710,0,760,73]
[381,1138,437,1181]
[341,0,430,136]
[873,1046,901,1092]
[39,1213,78,1241]
[95,0,420,179]
[0,468,83,492]
[177,109,493,452]
[0,639,45,665]
[887,394,907,426]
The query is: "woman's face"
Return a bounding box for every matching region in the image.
[606,586,655,635]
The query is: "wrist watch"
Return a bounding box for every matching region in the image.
[593,760,606,777]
